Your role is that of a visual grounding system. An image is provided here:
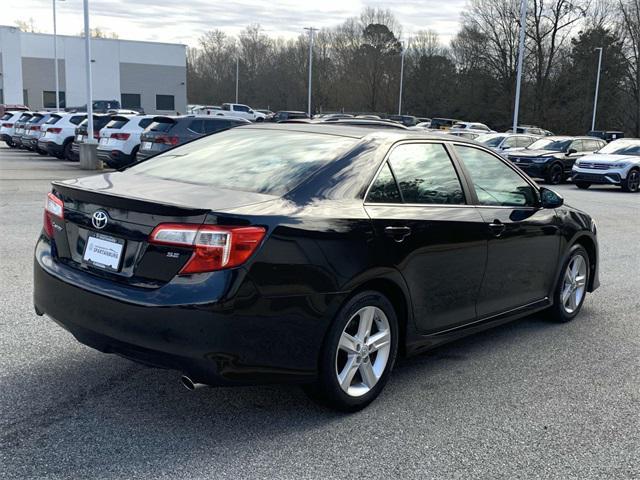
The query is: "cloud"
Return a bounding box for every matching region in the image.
[2,0,468,46]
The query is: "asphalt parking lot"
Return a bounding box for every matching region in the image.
[0,144,638,479]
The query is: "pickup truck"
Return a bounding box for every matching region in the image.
[211,103,266,122]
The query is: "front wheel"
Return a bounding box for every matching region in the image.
[546,163,564,185]
[305,291,399,412]
[548,245,590,323]
[575,181,591,190]
[621,169,640,192]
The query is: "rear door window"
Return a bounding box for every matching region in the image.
[516,136,534,148]
[367,163,402,203]
[571,140,584,152]
[203,120,229,133]
[106,118,129,129]
[44,115,62,125]
[387,143,465,205]
[188,119,204,133]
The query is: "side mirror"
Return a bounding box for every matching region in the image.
[540,187,564,208]
[567,148,578,155]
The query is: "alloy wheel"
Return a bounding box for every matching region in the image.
[561,254,587,314]
[335,306,391,397]
[549,165,563,185]
[628,170,640,192]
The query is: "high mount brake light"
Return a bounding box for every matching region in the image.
[149,224,266,274]
[43,192,64,238]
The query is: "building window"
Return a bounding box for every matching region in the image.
[156,94,175,111]
[23,89,29,107]
[0,89,3,103]
[121,93,141,110]
[43,91,66,109]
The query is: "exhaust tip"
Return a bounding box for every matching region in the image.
[181,375,207,390]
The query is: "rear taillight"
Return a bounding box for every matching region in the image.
[155,135,179,145]
[111,132,130,140]
[30,126,40,131]
[93,131,100,139]
[149,224,266,274]
[43,192,64,238]
[48,128,62,134]
[2,123,13,128]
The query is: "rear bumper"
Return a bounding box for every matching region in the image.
[136,148,163,160]
[33,236,335,386]
[97,148,134,168]
[40,139,64,156]
[23,136,41,149]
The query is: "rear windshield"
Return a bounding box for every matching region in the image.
[70,115,85,125]
[45,115,62,125]
[139,118,153,129]
[106,118,129,129]
[18,114,32,122]
[147,119,175,132]
[1,113,14,121]
[27,115,44,123]
[129,129,358,195]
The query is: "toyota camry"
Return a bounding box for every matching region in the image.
[34,124,599,411]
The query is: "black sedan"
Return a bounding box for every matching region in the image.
[34,125,599,411]
[507,136,606,184]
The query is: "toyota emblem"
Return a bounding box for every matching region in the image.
[92,210,109,229]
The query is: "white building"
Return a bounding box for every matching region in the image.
[0,26,187,114]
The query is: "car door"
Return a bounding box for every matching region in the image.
[565,139,586,172]
[452,145,561,318]
[364,142,488,333]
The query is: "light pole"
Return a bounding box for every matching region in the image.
[235,56,239,103]
[512,0,527,132]
[53,0,65,112]
[592,47,603,132]
[398,40,407,116]
[304,27,317,118]
[83,0,94,143]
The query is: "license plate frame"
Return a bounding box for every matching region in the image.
[141,141,152,150]
[82,232,125,272]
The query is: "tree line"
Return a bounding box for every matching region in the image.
[187,1,640,135]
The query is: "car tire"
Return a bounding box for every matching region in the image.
[37,148,47,156]
[546,163,564,185]
[63,141,74,162]
[130,146,139,165]
[255,117,264,122]
[575,181,591,190]
[621,168,640,192]
[548,245,590,323]
[305,290,399,412]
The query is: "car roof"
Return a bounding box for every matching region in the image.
[240,123,479,144]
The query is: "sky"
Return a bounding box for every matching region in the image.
[2,0,468,46]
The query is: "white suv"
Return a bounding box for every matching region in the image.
[38,112,86,160]
[216,103,266,122]
[97,115,154,168]
[0,111,30,147]
[572,138,640,193]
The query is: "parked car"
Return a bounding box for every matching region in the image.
[97,115,154,168]
[215,103,266,122]
[70,115,114,161]
[476,133,539,153]
[452,121,494,133]
[270,111,309,122]
[10,112,34,148]
[20,112,55,154]
[506,136,606,184]
[447,130,480,140]
[0,110,29,147]
[587,130,625,143]
[34,124,599,411]
[256,109,273,116]
[413,121,433,129]
[572,138,640,192]
[507,125,554,136]
[430,117,462,130]
[0,104,29,117]
[387,115,418,127]
[416,117,431,124]
[65,100,121,114]
[138,115,250,160]
[38,113,86,160]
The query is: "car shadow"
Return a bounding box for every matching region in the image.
[2,309,580,475]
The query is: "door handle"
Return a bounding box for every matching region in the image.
[488,221,506,237]
[384,226,412,242]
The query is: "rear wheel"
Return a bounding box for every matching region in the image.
[37,148,47,156]
[305,290,398,412]
[575,181,591,190]
[622,168,640,192]
[546,163,564,185]
[548,245,589,323]
[63,141,74,162]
